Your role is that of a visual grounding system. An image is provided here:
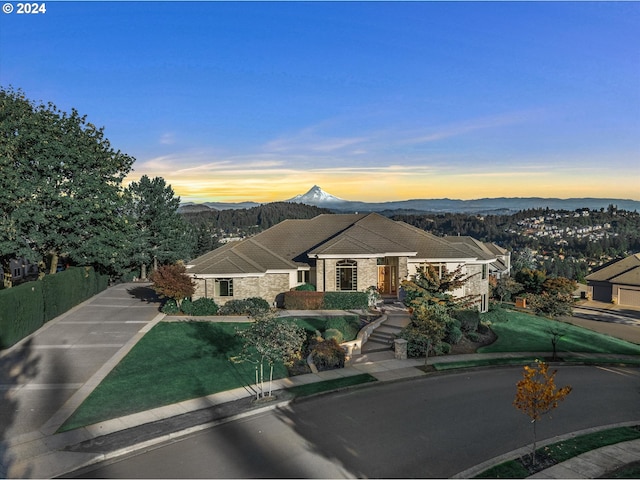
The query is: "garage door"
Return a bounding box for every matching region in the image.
[619,288,640,307]
[592,285,612,302]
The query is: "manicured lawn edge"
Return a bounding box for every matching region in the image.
[474,425,640,478]
[285,373,378,397]
[433,356,640,371]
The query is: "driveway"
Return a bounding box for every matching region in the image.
[561,300,640,345]
[0,283,163,474]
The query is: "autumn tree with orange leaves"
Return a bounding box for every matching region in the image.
[149,263,195,308]
[513,360,572,465]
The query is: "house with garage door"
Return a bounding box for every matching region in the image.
[586,253,640,307]
[187,213,506,312]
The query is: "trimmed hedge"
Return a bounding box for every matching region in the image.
[322,292,368,310]
[0,281,45,349]
[0,267,109,349]
[452,308,481,333]
[217,297,268,316]
[284,291,324,310]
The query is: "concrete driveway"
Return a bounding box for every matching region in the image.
[562,300,640,345]
[0,283,163,475]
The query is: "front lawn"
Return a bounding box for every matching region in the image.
[60,316,361,432]
[478,308,640,355]
[60,322,276,431]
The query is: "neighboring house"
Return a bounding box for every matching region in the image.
[585,253,640,307]
[187,213,499,312]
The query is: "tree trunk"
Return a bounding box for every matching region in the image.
[141,263,147,281]
[49,252,59,275]
[424,339,431,367]
[532,420,537,465]
[268,364,273,397]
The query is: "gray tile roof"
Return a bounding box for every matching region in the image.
[586,254,640,287]
[187,213,495,275]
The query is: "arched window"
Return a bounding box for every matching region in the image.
[336,260,357,291]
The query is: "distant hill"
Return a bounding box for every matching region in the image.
[181,192,640,215]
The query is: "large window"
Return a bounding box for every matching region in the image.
[297,270,309,284]
[336,260,357,291]
[215,278,233,297]
[482,264,488,280]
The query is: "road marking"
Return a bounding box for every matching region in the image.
[86,304,156,308]
[0,383,83,391]
[596,366,640,378]
[31,344,124,349]
[58,321,149,324]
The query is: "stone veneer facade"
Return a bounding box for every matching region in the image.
[193,273,290,306]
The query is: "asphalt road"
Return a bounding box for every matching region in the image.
[71,365,640,479]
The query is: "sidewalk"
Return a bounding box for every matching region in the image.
[2,291,639,478]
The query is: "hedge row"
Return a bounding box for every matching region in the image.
[284,291,368,310]
[0,267,108,349]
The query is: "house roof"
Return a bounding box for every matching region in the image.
[187,213,496,276]
[586,254,640,287]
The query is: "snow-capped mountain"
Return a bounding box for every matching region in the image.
[286,185,347,206]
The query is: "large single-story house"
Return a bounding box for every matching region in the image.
[187,213,508,312]
[586,254,640,307]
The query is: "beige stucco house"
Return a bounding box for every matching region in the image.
[187,213,505,312]
[586,253,640,307]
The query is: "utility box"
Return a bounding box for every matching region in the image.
[515,297,527,308]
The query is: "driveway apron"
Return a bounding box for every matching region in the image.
[0,283,162,448]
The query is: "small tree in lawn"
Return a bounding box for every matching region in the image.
[149,263,195,309]
[528,290,574,360]
[513,360,572,466]
[235,311,305,400]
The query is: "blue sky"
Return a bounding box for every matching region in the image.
[1,1,639,203]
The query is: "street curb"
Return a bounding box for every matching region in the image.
[60,398,293,478]
[451,420,640,479]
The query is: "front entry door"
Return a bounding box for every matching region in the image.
[378,265,397,294]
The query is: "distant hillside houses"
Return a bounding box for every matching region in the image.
[510,212,616,242]
[187,213,509,312]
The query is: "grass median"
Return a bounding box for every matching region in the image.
[475,425,640,478]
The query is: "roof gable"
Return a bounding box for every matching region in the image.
[586,254,640,286]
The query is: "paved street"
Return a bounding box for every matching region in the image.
[72,365,640,479]
[0,283,163,471]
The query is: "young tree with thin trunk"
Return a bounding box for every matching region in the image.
[234,311,305,399]
[513,360,572,465]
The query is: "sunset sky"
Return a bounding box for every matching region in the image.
[1,2,639,203]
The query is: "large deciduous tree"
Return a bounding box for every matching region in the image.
[126,175,193,279]
[0,87,135,275]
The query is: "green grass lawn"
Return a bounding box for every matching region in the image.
[475,426,640,478]
[60,316,360,432]
[478,308,640,355]
[60,322,277,431]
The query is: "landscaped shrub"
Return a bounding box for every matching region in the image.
[190,297,219,316]
[467,331,480,342]
[453,308,481,332]
[323,328,344,344]
[245,297,270,315]
[180,298,194,315]
[284,291,324,310]
[326,316,360,341]
[311,338,346,371]
[445,325,463,345]
[161,299,180,314]
[435,341,451,355]
[218,297,270,316]
[322,292,368,310]
[294,283,316,291]
[398,328,428,358]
